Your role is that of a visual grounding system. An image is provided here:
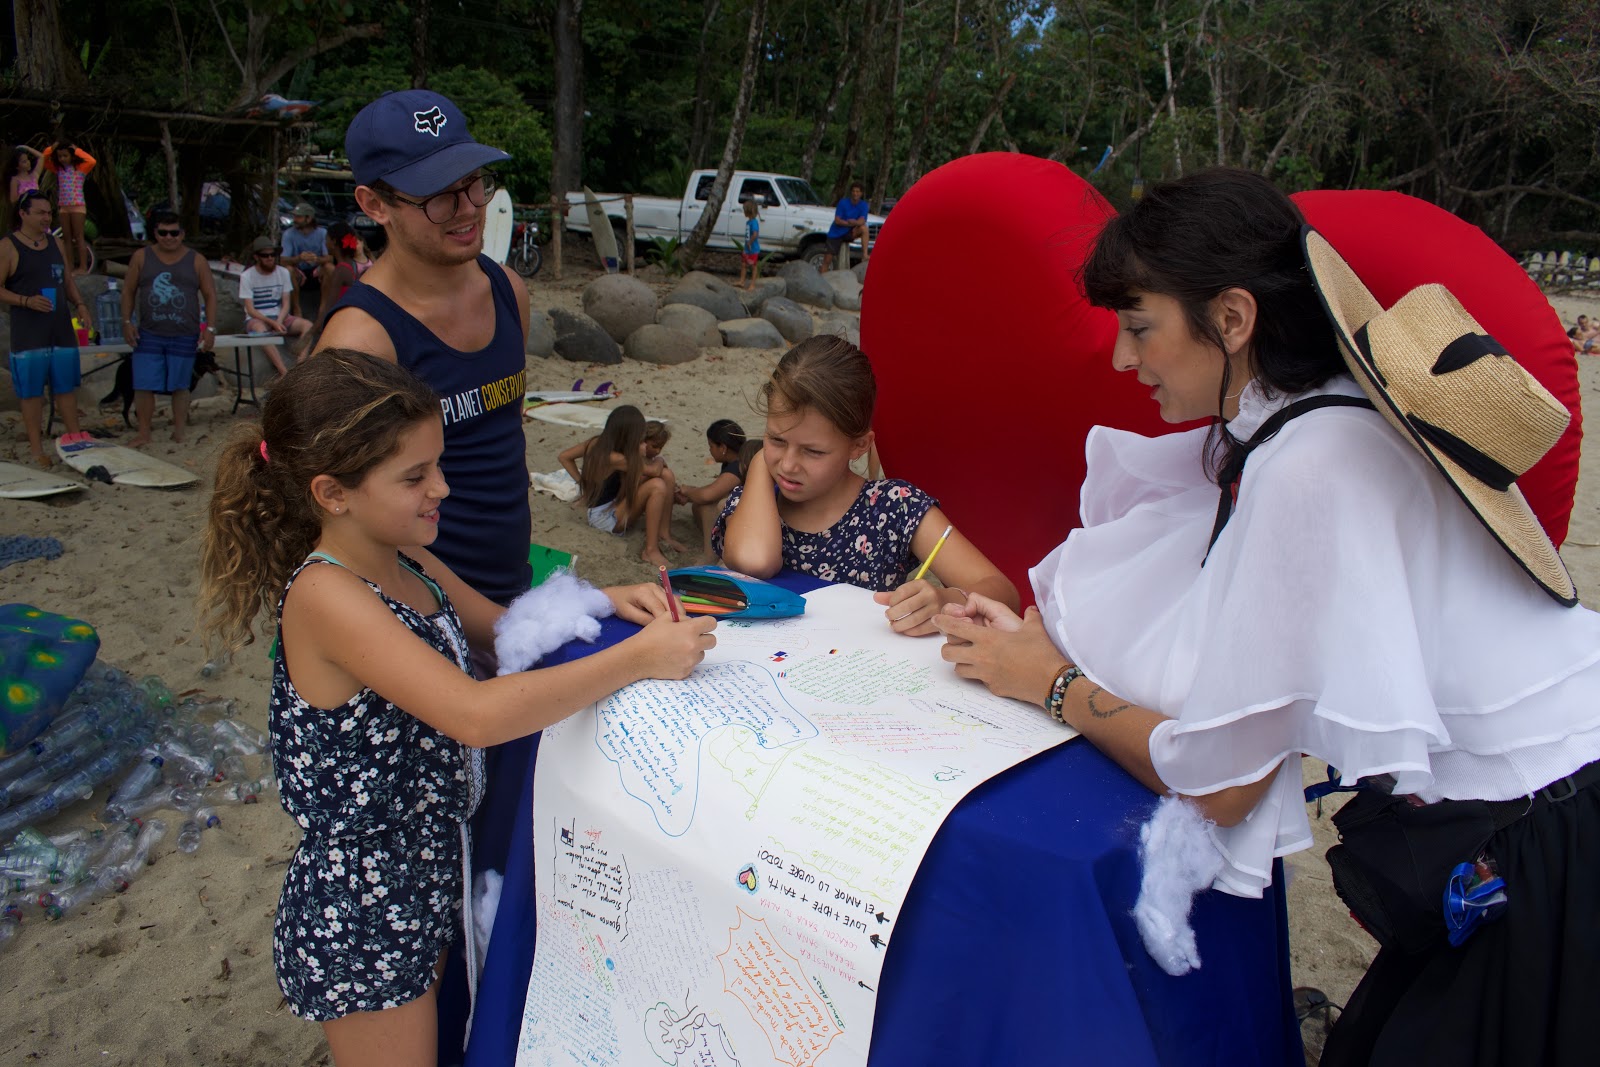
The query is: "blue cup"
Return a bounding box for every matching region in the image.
[39,287,56,310]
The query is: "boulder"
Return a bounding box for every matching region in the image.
[852,260,868,284]
[624,324,701,365]
[759,297,813,343]
[823,270,863,312]
[718,317,787,349]
[656,303,723,349]
[738,277,787,312]
[581,274,659,342]
[816,312,861,346]
[526,308,556,359]
[776,261,835,309]
[549,307,623,365]
[664,272,747,321]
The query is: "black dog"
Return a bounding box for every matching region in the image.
[101,350,224,428]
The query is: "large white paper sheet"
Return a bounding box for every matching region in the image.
[516,584,1077,1067]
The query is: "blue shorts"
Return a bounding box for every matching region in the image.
[131,333,199,393]
[8,347,81,399]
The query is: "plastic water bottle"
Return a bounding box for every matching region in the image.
[176,805,219,854]
[199,655,228,679]
[117,819,166,880]
[95,282,121,344]
[212,718,266,756]
[105,752,164,820]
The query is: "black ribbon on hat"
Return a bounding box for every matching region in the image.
[1433,332,1509,374]
[1407,417,1518,491]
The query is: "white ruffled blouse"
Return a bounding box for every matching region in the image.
[1033,375,1600,897]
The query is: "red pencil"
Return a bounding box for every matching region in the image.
[658,565,680,622]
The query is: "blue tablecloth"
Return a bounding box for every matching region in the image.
[445,575,1301,1066]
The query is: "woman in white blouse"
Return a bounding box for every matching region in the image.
[938,169,1599,1066]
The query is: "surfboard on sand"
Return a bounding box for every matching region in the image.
[484,188,515,265]
[0,461,83,499]
[526,404,664,431]
[54,436,199,489]
[583,187,620,273]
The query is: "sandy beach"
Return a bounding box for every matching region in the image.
[3,259,1597,1066]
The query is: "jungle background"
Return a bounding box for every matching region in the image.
[3,0,1599,252]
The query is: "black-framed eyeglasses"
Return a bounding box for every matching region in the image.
[389,172,497,225]
[156,228,182,237]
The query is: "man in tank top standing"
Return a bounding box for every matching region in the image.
[0,190,90,467]
[318,90,534,609]
[122,210,218,446]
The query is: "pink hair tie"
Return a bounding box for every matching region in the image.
[259,440,270,464]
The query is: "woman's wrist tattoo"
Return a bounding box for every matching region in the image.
[1085,687,1130,720]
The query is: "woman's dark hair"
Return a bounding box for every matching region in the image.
[706,418,746,452]
[1081,168,1345,480]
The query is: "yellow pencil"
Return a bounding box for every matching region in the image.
[911,524,954,581]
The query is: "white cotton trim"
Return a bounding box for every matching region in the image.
[492,570,617,674]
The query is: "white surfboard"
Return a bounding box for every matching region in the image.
[526,404,664,431]
[0,461,83,499]
[524,390,613,406]
[54,436,199,489]
[484,188,515,266]
[583,187,620,273]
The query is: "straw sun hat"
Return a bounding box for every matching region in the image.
[1301,227,1577,605]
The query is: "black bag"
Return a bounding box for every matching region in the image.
[1325,788,1496,954]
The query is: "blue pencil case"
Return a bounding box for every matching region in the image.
[666,567,806,619]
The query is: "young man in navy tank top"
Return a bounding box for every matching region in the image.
[318,90,534,610]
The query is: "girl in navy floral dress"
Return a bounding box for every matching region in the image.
[198,351,714,1067]
[714,336,1018,635]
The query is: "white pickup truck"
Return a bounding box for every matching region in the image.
[565,169,884,270]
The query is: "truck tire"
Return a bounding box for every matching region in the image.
[800,239,829,271]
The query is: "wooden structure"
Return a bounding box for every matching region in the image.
[0,92,310,258]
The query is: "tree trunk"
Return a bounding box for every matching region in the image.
[551,0,585,200]
[869,0,905,211]
[686,0,722,168]
[13,0,87,92]
[966,72,1017,155]
[801,53,856,184]
[681,0,767,269]
[410,0,432,88]
[832,0,880,200]
[900,23,959,191]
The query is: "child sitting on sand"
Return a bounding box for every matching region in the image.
[714,336,1019,635]
[197,352,712,1067]
[676,419,747,563]
[559,405,687,567]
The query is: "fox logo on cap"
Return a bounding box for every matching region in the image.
[413,106,447,137]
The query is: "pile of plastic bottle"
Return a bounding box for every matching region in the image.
[0,661,276,949]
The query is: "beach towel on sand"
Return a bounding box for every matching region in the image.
[0,605,100,756]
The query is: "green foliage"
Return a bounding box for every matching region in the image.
[22,0,1600,247]
[644,235,687,277]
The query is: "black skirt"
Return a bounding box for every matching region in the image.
[1321,770,1600,1067]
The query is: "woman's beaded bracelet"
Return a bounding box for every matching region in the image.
[1046,664,1086,724]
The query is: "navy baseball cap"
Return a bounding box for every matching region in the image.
[346,90,510,197]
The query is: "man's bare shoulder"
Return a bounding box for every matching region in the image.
[315,305,397,361]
